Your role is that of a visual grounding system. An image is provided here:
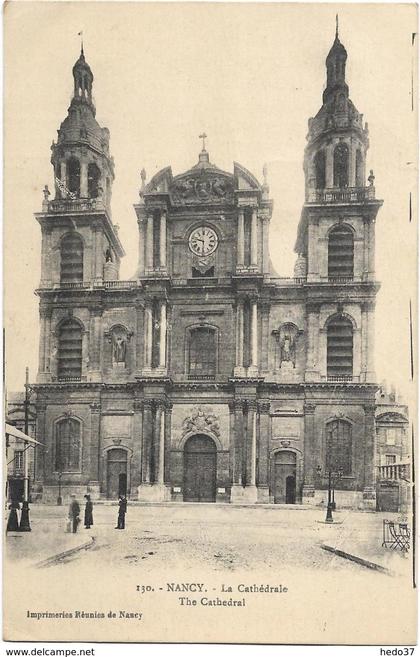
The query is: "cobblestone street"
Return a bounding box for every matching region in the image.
[6,502,411,576]
[5,503,415,644]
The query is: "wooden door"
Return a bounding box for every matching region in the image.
[273,451,297,504]
[107,449,128,499]
[184,435,217,502]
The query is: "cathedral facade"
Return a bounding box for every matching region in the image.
[33,29,382,508]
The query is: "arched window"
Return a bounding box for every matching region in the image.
[355,149,364,187]
[326,419,352,475]
[188,327,217,377]
[327,316,353,380]
[67,158,80,196]
[57,319,83,380]
[314,150,326,189]
[55,418,81,472]
[88,163,101,198]
[60,233,84,283]
[333,143,349,188]
[328,224,354,279]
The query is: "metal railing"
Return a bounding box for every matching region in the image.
[57,376,82,383]
[327,375,354,383]
[328,276,354,284]
[187,374,216,381]
[47,198,105,213]
[306,186,376,204]
[99,280,137,289]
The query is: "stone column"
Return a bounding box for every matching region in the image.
[349,138,356,188]
[89,309,102,381]
[368,218,376,279]
[234,298,245,375]
[260,303,270,372]
[251,208,258,267]
[237,208,245,268]
[257,401,270,503]
[60,161,67,197]
[44,311,52,376]
[89,402,101,496]
[159,300,167,370]
[80,160,88,198]
[137,218,146,277]
[326,143,334,188]
[262,216,270,274]
[143,302,153,370]
[135,302,143,372]
[94,227,103,283]
[363,403,377,510]
[34,403,47,486]
[247,401,257,487]
[228,402,235,484]
[160,210,167,270]
[249,299,258,372]
[164,403,172,484]
[140,401,153,484]
[40,227,52,287]
[305,304,320,381]
[362,217,369,281]
[156,404,165,485]
[302,403,316,502]
[360,303,368,382]
[233,400,243,485]
[146,214,154,271]
[38,309,47,374]
[131,400,143,492]
[307,216,319,282]
[366,301,376,383]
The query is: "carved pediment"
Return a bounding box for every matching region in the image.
[182,407,220,437]
[171,169,234,206]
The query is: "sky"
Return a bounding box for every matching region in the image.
[3,2,417,412]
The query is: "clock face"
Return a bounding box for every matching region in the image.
[188,226,218,257]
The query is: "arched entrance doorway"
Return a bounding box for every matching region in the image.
[107,449,128,499]
[183,434,217,502]
[273,451,296,504]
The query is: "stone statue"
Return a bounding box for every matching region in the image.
[280,333,296,368]
[113,334,126,365]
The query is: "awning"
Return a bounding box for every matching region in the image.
[5,423,43,446]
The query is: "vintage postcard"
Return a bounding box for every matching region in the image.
[3,1,417,645]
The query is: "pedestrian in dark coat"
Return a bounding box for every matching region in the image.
[6,501,20,532]
[84,494,93,529]
[115,495,127,529]
[68,494,80,533]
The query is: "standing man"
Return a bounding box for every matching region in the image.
[115,495,127,530]
[68,494,80,533]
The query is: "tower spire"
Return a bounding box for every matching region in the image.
[78,30,84,57]
[335,14,339,39]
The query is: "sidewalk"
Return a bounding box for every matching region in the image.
[5,512,93,566]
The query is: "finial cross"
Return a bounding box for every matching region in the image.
[199,132,207,151]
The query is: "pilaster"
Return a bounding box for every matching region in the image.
[363,403,377,510]
[302,402,316,500]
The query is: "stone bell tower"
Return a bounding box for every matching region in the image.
[37,45,124,291]
[35,46,124,387]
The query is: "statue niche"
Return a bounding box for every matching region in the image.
[107,325,132,369]
[273,323,299,371]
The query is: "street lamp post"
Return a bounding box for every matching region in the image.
[317,465,343,524]
[57,471,63,506]
[19,368,32,532]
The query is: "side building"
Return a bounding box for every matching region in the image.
[32,29,382,508]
